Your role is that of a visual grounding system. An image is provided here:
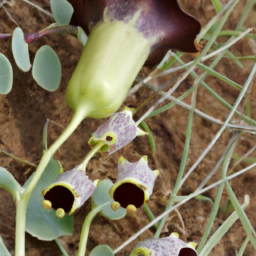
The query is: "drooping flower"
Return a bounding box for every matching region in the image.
[68,0,201,65]
[109,156,159,211]
[88,107,147,155]
[65,0,201,119]
[42,168,95,217]
[130,232,198,256]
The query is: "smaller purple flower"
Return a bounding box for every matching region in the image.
[130,232,197,256]
[109,156,159,211]
[42,168,96,217]
[88,107,147,155]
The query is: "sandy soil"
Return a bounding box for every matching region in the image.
[0,0,256,255]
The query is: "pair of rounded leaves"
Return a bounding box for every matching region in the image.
[130,232,197,256]
[109,156,159,212]
[88,107,147,155]
[11,26,61,92]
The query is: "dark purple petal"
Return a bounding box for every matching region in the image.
[68,0,201,65]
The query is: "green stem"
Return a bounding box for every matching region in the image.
[197,134,241,253]
[237,237,250,256]
[143,203,159,229]
[197,184,224,253]
[154,84,198,238]
[15,108,87,256]
[77,142,105,172]
[222,142,256,250]
[77,203,109,256]
[55,239,69,256]
[0,148,37,168]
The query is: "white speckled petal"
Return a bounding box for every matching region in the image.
[43,168,96,213]
[133,236,197,256]
[89,108,146,155]
[117,156,158,196]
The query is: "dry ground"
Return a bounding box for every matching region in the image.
[0,0,256,255]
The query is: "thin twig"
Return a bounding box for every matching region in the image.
[0,148,37,167]
[21,0,53,18]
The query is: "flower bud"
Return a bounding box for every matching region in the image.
[88,107,147,155]
[65,17,150,119]
[130,232,197,256]
[42,168,95,216]
[109,156,159,211]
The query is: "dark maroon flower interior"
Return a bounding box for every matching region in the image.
[106,136,113,141]
[179,248,197,256]
[113,183,144,208]
[44,185,74,213]
[68,0,201,65]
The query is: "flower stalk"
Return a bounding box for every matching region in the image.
[15,107,87,256]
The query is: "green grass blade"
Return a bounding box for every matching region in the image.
[197,184,224,253]
[170,53,256,127]
[154,86,198,237]
[212,0,222,12]
[139,121,156,153]
[225,50,243,69]
[143,203,159,229]
[197,63,242,90]
[198,198,249,256]
[236,0,256,30]
[220,135,256,251]
[237,237,250,256]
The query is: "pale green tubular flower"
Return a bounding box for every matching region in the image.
[66,0,201,119]
[66,13,151,119]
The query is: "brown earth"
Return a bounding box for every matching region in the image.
[0,0,256,255]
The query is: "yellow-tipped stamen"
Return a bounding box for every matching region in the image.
[119,156,126,165]
[170,232,179,238]
[111,201,121,211]
[42,200,52,210]
[56,208,65,218]
[153,170,160,176]
[188,242,197,249]
[127,204,137,212]
[142,155,148,162]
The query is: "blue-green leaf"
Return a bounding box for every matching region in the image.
[50,0,74,25]
[0,167,22,200]
[92,179,126,220]
[24,159,73,241]
[32,45,61,92]
[0,53,13,94]
[89,245,114,256]
[0,236,11,256]
[77,27,88,46]
[11,27,31,72]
